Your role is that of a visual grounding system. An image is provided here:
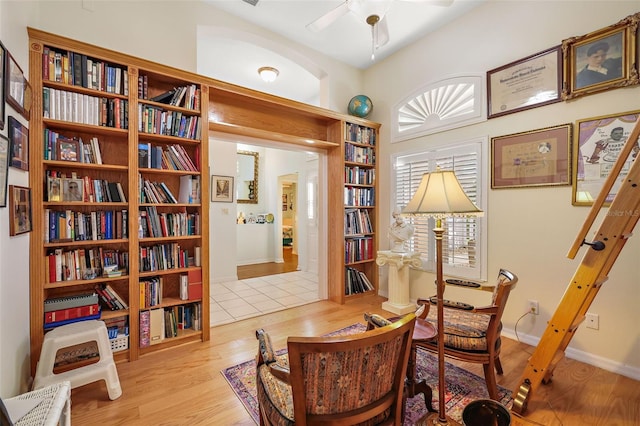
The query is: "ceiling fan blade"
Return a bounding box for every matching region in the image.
[377,15,390,48]
[399,0,453,6]
[306,1,351,32]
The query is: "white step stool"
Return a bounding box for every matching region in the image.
[34,320,122,400]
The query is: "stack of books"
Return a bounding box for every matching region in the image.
[44,293,101,329]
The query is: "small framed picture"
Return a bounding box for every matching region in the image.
[491,123,572,189]
[6,51,31,120]
[57,138,80,162]
[47,176,62,202]
[0,134,9,207]
[62,178,84,202]
[211,175,233,203]
[562,12,639,100]
[8,116,28,171]
[572,109,640,206]
[0,42,6,130]
[9,185,31,236]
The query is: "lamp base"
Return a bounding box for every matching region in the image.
[418,412,461,426]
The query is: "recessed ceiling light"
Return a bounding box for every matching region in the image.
[258,66,279,83]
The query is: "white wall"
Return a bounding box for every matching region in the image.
[367,1,640,378]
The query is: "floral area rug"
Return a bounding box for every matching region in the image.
[221,323,512,425]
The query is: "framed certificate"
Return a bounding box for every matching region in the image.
[487,46,562,119]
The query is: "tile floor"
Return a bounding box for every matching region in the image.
[210,271,320,327]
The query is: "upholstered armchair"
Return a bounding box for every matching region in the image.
[255,313,416,426]
[415,268,518,401]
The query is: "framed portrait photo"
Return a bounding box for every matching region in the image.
[57,137,80,162]
[487,46,562,119]
[8,116,28,170]
[572,110,640,206]
[62,178,84,202]
[8,185,31,236]
[211,175,233,203]
[491,123,572,189]
[562,12,639,100]
[6,51,31,120]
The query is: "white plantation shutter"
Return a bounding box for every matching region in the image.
[393,140,486,280]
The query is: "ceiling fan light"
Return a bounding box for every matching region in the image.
[258,66,279,83]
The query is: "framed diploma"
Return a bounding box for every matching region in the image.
[491,124,572,189]
[487,46,562,119]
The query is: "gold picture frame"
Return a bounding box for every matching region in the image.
[6,51,31,120]
[572,110,640,206]
[562,12,640,100]
[9,185,31,236]
[491,124,572,189]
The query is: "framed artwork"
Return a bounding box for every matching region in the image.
[487,46,562,119]
[6,51,31,120]
[211,175,233,202]
[8,185,31,236]
[62,178,84,202]
[562,12,639,100]
[572,110,640,206]
[47,176,62,202]
[0,42,6,130]
[57,138,80,162]
[8,116,28,170]
[491,123,572,189]
[0,134,8,207]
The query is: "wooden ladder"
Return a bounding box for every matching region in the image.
[512,117,640,414]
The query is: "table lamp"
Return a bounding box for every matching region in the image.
[402,168,483,425]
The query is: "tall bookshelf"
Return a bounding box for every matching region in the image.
[327,120,380,304]
[28,28,210,373]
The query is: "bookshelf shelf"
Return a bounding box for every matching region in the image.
[29,28,209,374]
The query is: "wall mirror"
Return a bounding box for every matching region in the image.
[237,150,259,204]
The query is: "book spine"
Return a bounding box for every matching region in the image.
[44,292,99,312]
[44,312,101,330]
[45,303,100,323]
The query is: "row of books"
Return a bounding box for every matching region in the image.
[138,143,198,172]
[345,123,376,146]
[47,170,127,204]
[344,187,375,207]
[139,177,178,204]
[345,144,375,165]
[345,237,374,264]
[345,267,374,295]
[146,84,200,110]
[42,47,129,95]
[138,104,201,140]
[345,208,373,235]
[344,165,375,185]
[95,283,129,311]
[139,303,202,348]
[43,292,101,329]
[139,207,200,239]
[45,208,129,243]
[46,247,128,283]
[43,130,103,164]
[140,276,163,309]
[139,243,190,272]
[43,88,129,129]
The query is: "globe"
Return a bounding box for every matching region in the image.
[348,95,373,118]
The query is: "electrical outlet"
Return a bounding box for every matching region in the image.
[528,300,539,315]
[586,312,599,330]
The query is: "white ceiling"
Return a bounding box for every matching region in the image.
[198,0,484,105]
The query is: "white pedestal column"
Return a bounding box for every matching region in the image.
[377,250,421,315]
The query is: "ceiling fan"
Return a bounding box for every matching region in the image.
[306,0,453,60]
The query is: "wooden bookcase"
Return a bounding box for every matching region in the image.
[327,120,380,304]
[28,28,210,372]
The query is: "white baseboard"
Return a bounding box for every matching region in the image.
[501,329,640,381]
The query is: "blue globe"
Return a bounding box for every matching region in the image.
[348,95,373,118]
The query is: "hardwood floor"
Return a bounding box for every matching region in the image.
[69,295,639,425]
[237,248,298,280]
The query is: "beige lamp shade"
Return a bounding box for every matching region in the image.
[402,169,483,217]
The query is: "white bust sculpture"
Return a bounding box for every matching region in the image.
[388,208,414,253]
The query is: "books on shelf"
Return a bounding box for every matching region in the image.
[178,175,201,204]
[345,267,374,295]
[44,292,99,312]
[42,88,129,129]
[43,292,102,329]
[95,283,128,310]
[187,268,202,300]
[45,303,100,324]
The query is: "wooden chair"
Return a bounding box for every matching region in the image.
[255,313,416,426]
[415,268,518,401]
